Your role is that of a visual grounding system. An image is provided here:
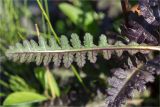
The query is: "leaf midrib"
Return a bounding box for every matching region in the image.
[8,45,160,54]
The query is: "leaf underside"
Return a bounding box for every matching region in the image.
[106,55,160,107]
[6,33,159,68]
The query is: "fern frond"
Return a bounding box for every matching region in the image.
[70,33,86,67]
[99,34,111,60]
[106,55,160,107]
[146,55,160,75]
[6,33,160,68]
[84,33,97,63]
[60,36,74,68]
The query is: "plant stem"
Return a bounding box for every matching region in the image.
[35,24,40,37]
[71,66,90,93]
[44,0,51,37]
[40,0,47,34]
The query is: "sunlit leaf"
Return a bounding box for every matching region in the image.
[3,92,47,105]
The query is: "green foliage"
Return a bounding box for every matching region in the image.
[0,72,36,92]
[3,91,47,105]
[0,0,34,54]
[59,3,82,24]
[0,93,5,97]
[36,0,59,42]
[59,3,102,34]
[9,75,36,92]
[34,68,46,88]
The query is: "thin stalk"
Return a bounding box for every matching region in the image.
[35,24,40,37]
[36,0,59,42]
[0,80,10,89]
[71,66,90,93]
[44,0,50,18]
[44,0,51,37]
[18,32,25,40]
[40,0,47,34]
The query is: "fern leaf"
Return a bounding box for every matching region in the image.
[6,46,14,60]
[114,41,125,57]
[49,37,61,50]
[106,55,160,107]
[35,53,42,65]
[71,33,86,67]
[28,40,38,63]
[24,40,33,63]
[20,40,31,63]
[128,42,139,55]
[84,33,97,63]
[146,55,160,75]
[61,36,74,68]
[43,54,51,66]
[99,34,111,60]
[49,37,61,67]
[70,33,81,48]
[5,33,160,67]
[106,66,148,107]
[23,40,31,52]
[39,36,48,50]
[15,43,23,62]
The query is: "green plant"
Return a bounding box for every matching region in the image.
[59,3,103,34]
